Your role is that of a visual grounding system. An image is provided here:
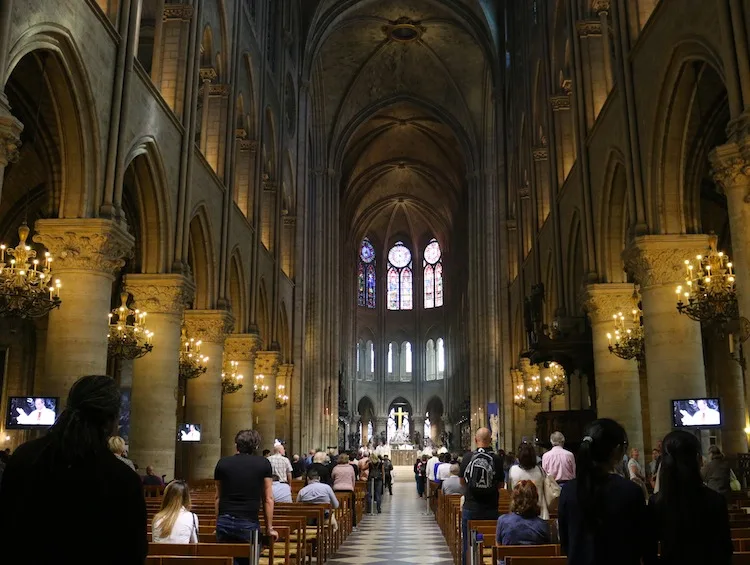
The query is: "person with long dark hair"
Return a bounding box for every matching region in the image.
[0,375,147,563]
[649,431,731,564]
[558,418,654,565]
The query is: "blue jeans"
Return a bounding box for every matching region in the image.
[462,507,499,565]
[366,478,383,513]
[216,514,260,565]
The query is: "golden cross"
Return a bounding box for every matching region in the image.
[395,406,408,429]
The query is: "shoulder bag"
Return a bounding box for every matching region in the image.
[539,465,561,512]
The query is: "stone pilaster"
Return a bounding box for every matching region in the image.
[220,333,262,456]
[253,350,281,452]
[623,235,710,446]
[581,283,644,456]
[276,363,294,444]
[183,309,233,480]
[33,219,134,400]
[124,274,195,479]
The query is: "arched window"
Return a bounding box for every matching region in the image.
[425,337,445,380]
[387,241,413,310]
[366,340,375,381]
[424,239,443,308]
[426,339,436,381]
[400,341,412,381]
[386,342,398,382]
[357,239,376,308]
[356,340,364,380]
[437,337,445,380]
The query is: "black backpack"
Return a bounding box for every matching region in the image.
[463,449,495,493]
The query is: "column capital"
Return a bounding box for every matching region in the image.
[550,94,571,111]
[163,3,194,21]
[532,146,548,161]
[592,0,610,14]
[576,20,602,37]
[255,350,281,375]
[0,107,23,166]
[33,218,134,277]
[709,143,750,197]
[277,363,294,379]
[623,234,713,288]
[224,333,262,361]
[184,309,234,344]
[580,283,638,323]
[239,139,258,152]
[124,273,195,314]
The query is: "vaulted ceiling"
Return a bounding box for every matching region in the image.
[304,0,498,247]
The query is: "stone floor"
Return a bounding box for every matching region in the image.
[327,469,454,564]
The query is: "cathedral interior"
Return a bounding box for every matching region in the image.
[1,0,750,480]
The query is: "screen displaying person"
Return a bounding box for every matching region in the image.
[16,398,56,425]
[180,424,201,441]
[680,399,720,426]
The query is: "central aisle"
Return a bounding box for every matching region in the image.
[328,469,454,564]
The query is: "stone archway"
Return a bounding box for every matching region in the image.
[425,395,445,446]
[357,395,376,446]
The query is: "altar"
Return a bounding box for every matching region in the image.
[390,447,417,466]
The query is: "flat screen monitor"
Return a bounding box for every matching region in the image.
[177,423,202,442]
[672,398,722,428]
[6,396,59,429]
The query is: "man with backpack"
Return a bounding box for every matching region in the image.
[459,427,504,565]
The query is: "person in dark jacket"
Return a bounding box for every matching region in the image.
[701,445,731,498]
[649,431,732,565]
[307,451,332,486]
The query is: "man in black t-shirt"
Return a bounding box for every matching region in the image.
[458,428,504,565]
[214,429,278,562]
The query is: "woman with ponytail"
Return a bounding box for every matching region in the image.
[0,375,147,563]
[648,430,731,564]
[558,418,655,565]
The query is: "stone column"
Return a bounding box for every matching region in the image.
[706,332,747,454]
[624,235,710,447]
[582,283,645,456]
[520,359,539,441]
[254,350,280,452]
[34,219,134,400]
[124,274,193,480]
[184,309,233,480]
[412,415,425,446]
[0,99,23,202]
[276,363,294,444]
[349,415,361,449]
[374,416,388,447]
[221,333,262,456]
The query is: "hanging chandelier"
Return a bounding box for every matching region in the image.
[676,243,738,325]
[0,223,61,319]
[221,360,244,395]
[513,381,527,410]
[544,362,566,397]
[179,325,208,380]
[107,292,153,360]
[526,373,542,404]
[253,374,269,403]
[275,383,289,409]
[607,289,645,361]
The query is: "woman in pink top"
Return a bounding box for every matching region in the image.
[332,454,358,528]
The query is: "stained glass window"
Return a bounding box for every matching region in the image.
[437,337,445,378]
[387,241,413,310]
[424,238,443,308]
[404,342,412,373]
[387,343,394,374]
[357,238,376,308]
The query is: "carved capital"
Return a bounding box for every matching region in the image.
[518,184,531,199]
[0,109,24,166]
[592,0,610,14]
[33,219,134,277]
[506,219,518,231]
[255,350,281,376]
[225,333,263,361]
[124,274,195,314]
[532,146,548,161]
[184,309,234,344]
[277,363,294,379]
[709,144,750,196]
[239,139,258,152]
[282,216,296,228]
[209,83,230,97]
[623,235,713,289]
[550,94,571,111]
[262,175,277,192]
[163,4,194,21]
[199,67,217,83]
[235,128,247,140]
[576,20,602,37]
[580,283,639,324]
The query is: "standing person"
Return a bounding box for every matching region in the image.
[383,454,394,495]
[271,475,292,503]
[414,455,427,498]
[647,448,660,488]
[0,375,147,564]
[649,431,731,564]
[701,445,731,498]
[332,453,358,528]
[541,431,576,485]
[108,435,136,472]
[459,428,504,565]
[152,481,198,544]
[268,444,293,484]
[291,454,305,479]
[366,453,384,513]
[309,451,332,486]
[508,443,549,519]
[558,419,653,565]
[627,448,649,501]
[436,453,452,482]
[214,429,278,565]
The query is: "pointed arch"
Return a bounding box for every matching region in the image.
[187,205,216,310]
[228,249,247,333]
[257,277,270,349]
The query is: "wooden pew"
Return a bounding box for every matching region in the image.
[492,544,559,565]
[146,558,232,565]
[505,558,567,565]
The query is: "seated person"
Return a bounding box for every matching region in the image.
[143,465,164,488]
[297,468,339,523]
[441,464,465,495]
[496,480,551,546]
[272,473,292,503]
[291,454,305,479]
[152,481,198,544]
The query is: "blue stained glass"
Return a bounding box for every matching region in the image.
[357,262,365,306]
[366,264,376,308]
[360,239,375,263]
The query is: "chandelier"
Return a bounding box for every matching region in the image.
[179,325,208,380]
[276,383,289,409]
[607,289,645,361]
[544,362,566,397]
[676,243,738,325]
[513,381,527,410]
[221,360,244,395]
[526,373,542,404]
[0,223,61,319]
[253,374,269,403]
[107,292,153,360]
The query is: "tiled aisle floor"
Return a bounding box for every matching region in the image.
[327,469,454,564]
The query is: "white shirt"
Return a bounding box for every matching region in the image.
[17,407,55,425]
[272,481,292,503]
[152,508,198,544]
[426,456,440,480]
[436,462,452,481]
[268,453,293,482]
[508,465,548,519]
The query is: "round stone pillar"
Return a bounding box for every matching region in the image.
[624,235,710,447]
[184,309,233,480]
[221,334,261,456]
[253,350,280,452]
[707,333,747,454]
[582,283,645,456]
[125,274,194,480]
[34,219,134,400]
[276,363,294,444]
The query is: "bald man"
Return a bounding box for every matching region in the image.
[459,427,504,565]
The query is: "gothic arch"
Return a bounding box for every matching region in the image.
[187,205,216,310]
[598,150,629,283]
[228,249,247,333]
[257,277,270,349]
[566,211,584,314]
[279,302,291,363]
